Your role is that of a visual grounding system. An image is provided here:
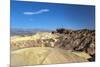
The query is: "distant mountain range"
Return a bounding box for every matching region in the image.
[10,28,51,36]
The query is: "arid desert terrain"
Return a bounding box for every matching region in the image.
[10,28,95,66]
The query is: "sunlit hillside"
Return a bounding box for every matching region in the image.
[10,29,95,66]
[11,47,91,66]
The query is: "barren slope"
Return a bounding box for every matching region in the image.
[11,47,90,66]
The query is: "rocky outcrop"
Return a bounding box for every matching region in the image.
[11,32,59,50]
[52,28,95,55]
[11,28,95,62]
[52,28,95,61]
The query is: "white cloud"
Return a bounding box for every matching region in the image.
[23,12,34,15]
[23,9,49,15]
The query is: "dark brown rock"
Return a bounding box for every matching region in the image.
[53,28,95,60]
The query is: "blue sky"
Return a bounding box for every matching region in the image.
[11,0,95,30]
